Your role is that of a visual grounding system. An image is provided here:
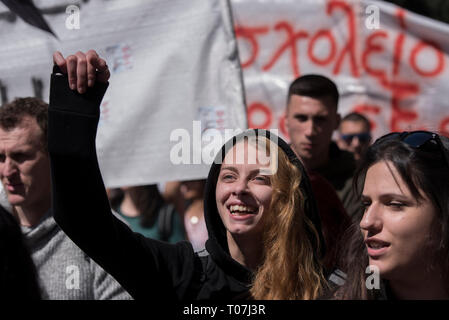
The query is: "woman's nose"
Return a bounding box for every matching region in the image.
[232,179,249,195]
[359,203,382,233]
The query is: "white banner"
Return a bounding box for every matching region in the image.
[0,0,247,187]
[231,0,449,140]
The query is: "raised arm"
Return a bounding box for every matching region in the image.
[48,50,196,301]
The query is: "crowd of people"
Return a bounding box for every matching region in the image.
[0,49,448,301]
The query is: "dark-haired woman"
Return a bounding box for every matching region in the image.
[336,131,449,299]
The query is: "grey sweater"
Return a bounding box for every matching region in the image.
[21,212,132,300]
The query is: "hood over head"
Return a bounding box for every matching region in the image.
[203,129,325,282]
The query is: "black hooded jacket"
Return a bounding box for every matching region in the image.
[48,70,325,301]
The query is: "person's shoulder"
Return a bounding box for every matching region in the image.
[309,171,336,191]
[330,142,356,165]
[111,208,131,226]
[327,142,357,178]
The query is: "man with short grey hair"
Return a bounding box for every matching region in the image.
[0,97,131,299]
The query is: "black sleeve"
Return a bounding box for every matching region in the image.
[48,71,197,301]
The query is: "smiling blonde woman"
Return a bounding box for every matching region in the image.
[48,50,328,301]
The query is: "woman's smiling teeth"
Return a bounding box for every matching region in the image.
[229,205,257,215]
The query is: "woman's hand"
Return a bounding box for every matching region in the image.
[53,50,110,94]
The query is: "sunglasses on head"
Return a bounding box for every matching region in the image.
[375,130,449,166]
[341,132,371,144]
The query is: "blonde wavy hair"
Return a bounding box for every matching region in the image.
[249,139,326,299]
